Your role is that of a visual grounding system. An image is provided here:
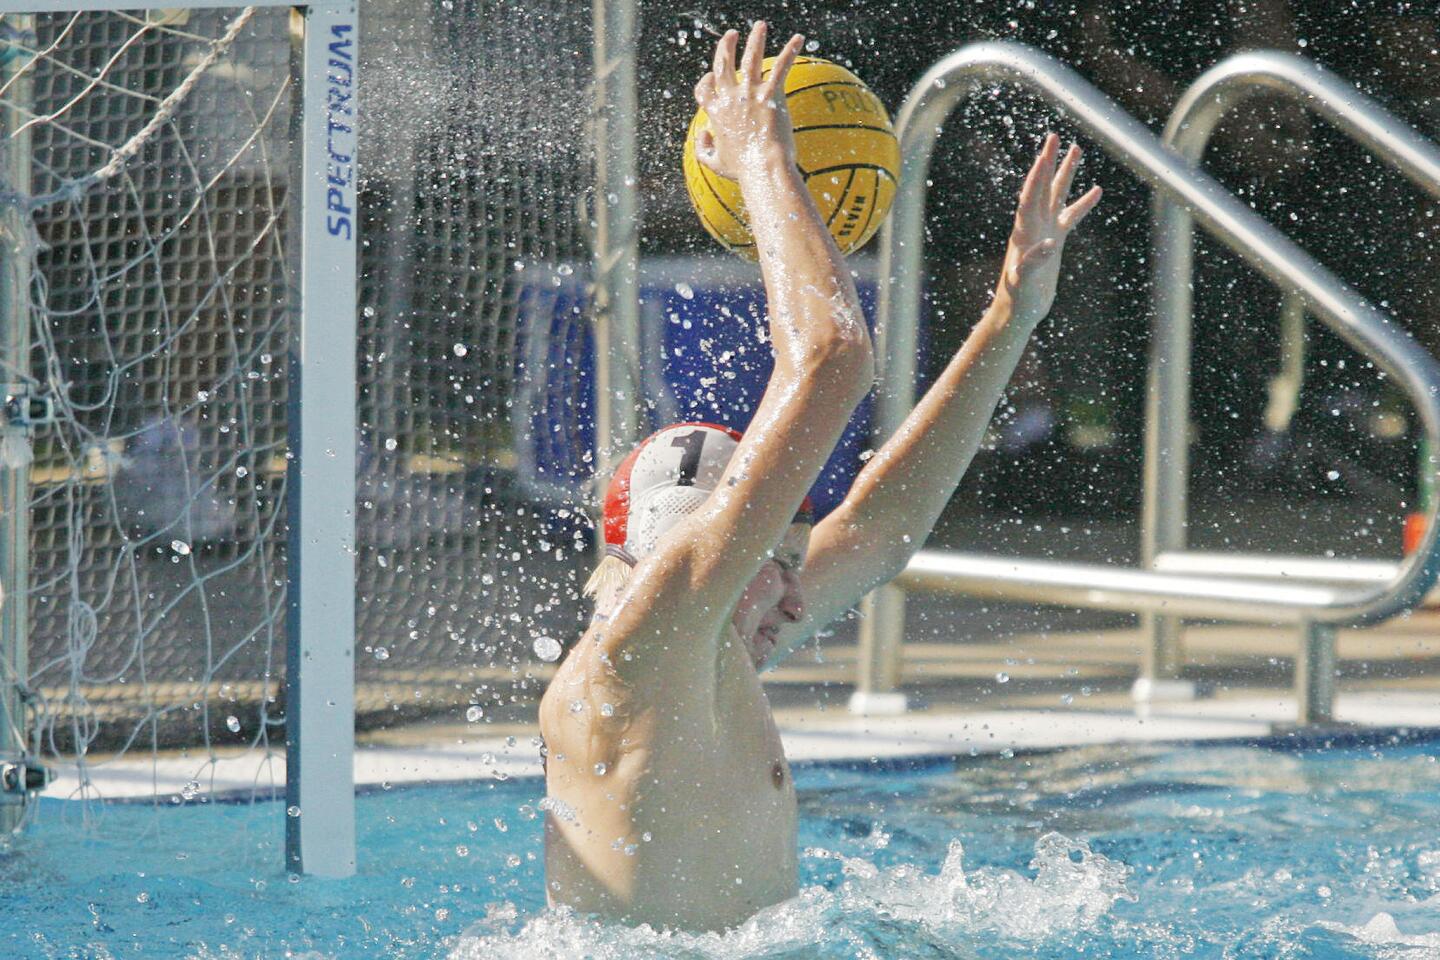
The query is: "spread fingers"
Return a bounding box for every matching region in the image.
[1058,185,1103,230]
[762,33,804,98]
[1018,133,1059,220]
[713,29,739,85]
[739,21,767,84]
[1050,144,1082,215]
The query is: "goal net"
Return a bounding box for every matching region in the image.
[0,0,596,821]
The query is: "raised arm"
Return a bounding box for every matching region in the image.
[592,24,872,679]
[695,25,870,388]
[769,134,1101,662]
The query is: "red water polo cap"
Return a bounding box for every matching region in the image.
[601,421,815,565]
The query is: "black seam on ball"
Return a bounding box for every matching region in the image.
[805,162,898,181]
[791,123,898,138]
[824,168,858,229]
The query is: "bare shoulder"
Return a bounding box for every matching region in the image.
[540,580,722,750]
[589,531,735,685]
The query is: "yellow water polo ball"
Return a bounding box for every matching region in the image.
[683,56,900,260]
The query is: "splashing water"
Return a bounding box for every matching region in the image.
[451,833,1134,959]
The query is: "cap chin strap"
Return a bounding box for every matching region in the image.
[605,544,639,567]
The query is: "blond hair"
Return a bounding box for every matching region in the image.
[583,552,632,603]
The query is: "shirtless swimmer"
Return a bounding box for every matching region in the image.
[539,21,1102,933]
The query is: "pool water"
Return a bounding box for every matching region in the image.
[4,733,1440,959]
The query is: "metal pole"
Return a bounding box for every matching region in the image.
[285,0,358,878]
[1144,50,1440,705]
[850,89,939,712]
[851,585,908,714]
[1137,194,1194,697]
[0,14,36,835]
[872,42,1440,714]
[1295,621,1337,724]
[590,0,641,493]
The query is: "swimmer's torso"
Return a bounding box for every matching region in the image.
[539,623,797,931]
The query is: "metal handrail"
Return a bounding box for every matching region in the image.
[858,41,1440,719]
[1142,50,1440,684]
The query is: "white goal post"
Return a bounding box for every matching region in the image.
[0,1,358,879]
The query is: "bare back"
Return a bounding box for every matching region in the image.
[540,621,796,931]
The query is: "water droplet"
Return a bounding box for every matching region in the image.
[557,263,574,276]
[996,672,1010,684]
[170,540,191,556]
[532,636,562,662]
[593,762,608,776]
[384,437,398,451]
[599,702,614,717]
[569,699,584,714]
[373,646,390,661]
[465,705,483,722]
[455,845,469,857]
[287,805,301,817]
[1326,469,1340,481]
[452,343,468,357]
[180,780,200,800]
[675,282,695,300]
[481,573,495,586]
[226,715,241,733]
[804,39,819,51]
[136,891,149,904]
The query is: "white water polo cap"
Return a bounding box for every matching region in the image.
[602,421,815,565]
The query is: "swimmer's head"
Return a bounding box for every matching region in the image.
[586,421,813,667]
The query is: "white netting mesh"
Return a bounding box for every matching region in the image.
[0,1,597,810]
[1,7,293,804]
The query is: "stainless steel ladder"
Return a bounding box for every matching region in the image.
[853,42,1440,725]
[1142,50,1440,717]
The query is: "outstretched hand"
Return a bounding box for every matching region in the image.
[693,22,806,181]
[996,133,1103,325]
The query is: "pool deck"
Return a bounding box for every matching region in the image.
[41,613,1440,802]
